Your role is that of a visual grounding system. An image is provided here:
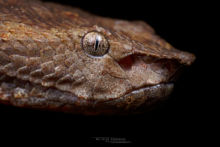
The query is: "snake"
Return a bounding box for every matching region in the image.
[0,0,195,115]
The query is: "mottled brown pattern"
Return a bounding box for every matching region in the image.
[0,0,195,114]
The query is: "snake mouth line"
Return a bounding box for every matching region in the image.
[130,83,173,95]
[90,83,175,114]
[122,83,174,100]
[101,83,174,107]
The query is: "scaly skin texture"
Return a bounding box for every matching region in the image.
[0,0,195,115]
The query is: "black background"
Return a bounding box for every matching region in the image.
[0,0,215,145]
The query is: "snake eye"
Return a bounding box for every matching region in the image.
[81,31,109,57]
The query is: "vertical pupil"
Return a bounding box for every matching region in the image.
[94,37,99,51]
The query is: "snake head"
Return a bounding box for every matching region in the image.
[58,8,196,114]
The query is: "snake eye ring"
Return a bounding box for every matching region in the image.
[81,31,109,57]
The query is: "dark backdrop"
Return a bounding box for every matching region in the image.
[0,0,213,145]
